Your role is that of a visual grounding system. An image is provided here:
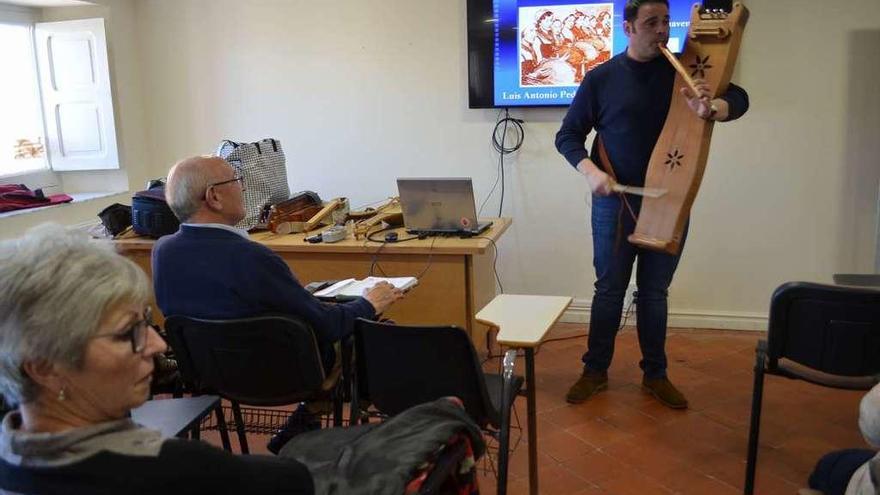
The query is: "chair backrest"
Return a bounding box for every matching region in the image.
[767,282,880,378]
[164,314,325,406]
[354,318,496,428]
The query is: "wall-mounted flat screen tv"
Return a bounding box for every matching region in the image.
[466,0,697,108]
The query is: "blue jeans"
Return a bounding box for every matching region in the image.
[583,195,687,380]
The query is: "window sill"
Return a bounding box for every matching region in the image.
[0,165,50,181]
[0,190,127,220]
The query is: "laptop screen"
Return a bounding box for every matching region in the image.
[397,178,486,233]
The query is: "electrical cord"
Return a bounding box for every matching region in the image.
[618,295,635,330]
[362,227,507,363]
[492,108,524,155]
[478,108,524,217]
[474,235,503,294]
[365,226,420,244]
[414,236,437,279]
[364,225,435,280]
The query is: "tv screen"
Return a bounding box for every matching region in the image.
[467,0,697,108]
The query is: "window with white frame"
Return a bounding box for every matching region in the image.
[0,8,118,180]
[0,19,48,178]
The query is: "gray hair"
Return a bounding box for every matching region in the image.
[164,155,216,222]
[0,223,150,405]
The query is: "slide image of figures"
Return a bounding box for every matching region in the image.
[519,4,613,87]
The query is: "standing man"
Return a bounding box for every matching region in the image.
[555,0,749,409]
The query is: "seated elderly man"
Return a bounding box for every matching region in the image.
[0,224,313,494]
[153,155,404,452]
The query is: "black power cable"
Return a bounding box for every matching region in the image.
[492,108,524,217]
[479,108,524,217]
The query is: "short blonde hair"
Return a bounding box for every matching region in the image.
[0,224,150,405]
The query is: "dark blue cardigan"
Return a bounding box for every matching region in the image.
[152,225,375,346]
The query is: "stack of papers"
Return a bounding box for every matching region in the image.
[313,276,418,298]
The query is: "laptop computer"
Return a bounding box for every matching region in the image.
[396,178,493,236]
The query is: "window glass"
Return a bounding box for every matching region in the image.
[0,22,48,178]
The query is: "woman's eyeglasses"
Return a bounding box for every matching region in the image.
[93,307,153,353]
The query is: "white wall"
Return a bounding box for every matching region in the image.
[134,0,880,328]
[7,0,880,329]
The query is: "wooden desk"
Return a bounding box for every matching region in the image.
[115,218,510,348]
[476,294,572,495]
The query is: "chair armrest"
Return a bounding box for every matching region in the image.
[776,359,879,390]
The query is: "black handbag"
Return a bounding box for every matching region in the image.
[97,203,132,236]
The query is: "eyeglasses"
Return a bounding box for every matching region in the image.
[92,307,153,354]
[208,175,245,191]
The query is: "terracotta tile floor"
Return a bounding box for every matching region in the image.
[203,323,865,495]
[474,323,865,495]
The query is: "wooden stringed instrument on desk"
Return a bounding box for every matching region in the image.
[627,1,749,255]
[348,197,403,240]
[263,191,349,235]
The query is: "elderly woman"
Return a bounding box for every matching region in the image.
[0,224,313,494]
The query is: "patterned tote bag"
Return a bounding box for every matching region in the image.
[216,138,290,230]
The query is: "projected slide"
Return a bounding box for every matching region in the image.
[518,4,613,87]
[492,0,692,107]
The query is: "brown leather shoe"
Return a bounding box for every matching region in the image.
[565,370,608,404]
[642,377,688,409]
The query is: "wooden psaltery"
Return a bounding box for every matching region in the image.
[264,192,349,235]
[350,198,403,240]
[628,2,749,254]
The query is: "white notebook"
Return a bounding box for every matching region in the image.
[313,276,418,298]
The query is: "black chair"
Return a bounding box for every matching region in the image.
[164,314,344,454]
[744,282,880,495]
[352,318,524,495]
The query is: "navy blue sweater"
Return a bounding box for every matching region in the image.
[555,52,749,187]
[152,226,375,346]
[0,439,313,495]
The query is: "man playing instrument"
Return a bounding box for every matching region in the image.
[554,0,749,409]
